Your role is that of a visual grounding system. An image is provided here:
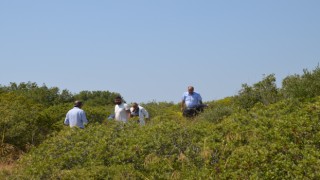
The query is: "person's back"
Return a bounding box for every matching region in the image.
[64,101,88,129]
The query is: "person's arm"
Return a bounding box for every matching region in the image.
[181,100,185,111]
[81,111,88,125]
[142,108,149,120]
[64,113,69,126]
[129,107,134,117]
[126,110,131,120]
[198,94,203,104]
[181,94,186,111]
[125,104,131,120]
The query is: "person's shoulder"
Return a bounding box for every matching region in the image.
[68,107,81,113]
[74,107,85,112]
[69,107,78,112]
[66,108,73,114]
[115,104,123,108]
[123,103,130,110]
[182,92,188,96]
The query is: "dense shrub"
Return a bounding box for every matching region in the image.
[142,101,182,124]
[198,97,234,123]
[84,105,113,124]
[282,66,320,99]
[3,66,320,179]
[0,93,44,150]
[74,90,120,106]
[0,82,73,106]
[0,82,120,160]
[235,74,280,110]
[10,97,320,179]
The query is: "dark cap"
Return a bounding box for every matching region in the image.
[115,96,122,100]
[74,100,83,107]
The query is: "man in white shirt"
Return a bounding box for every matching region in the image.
[64,101,88,129]
[114,96,130,123]
[130,102,149,126]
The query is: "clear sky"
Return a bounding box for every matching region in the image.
[1,1,319,103]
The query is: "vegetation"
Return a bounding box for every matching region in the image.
[0,82,118,163]
[1,66,320,179]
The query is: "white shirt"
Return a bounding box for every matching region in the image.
[115,103,130,122]
[130,106,149,126]
[64,107,88,129]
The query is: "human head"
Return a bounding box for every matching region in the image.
[114,96,123,105]
[74,100,83,108]
[188,86,194,95]
[132,102,138,109]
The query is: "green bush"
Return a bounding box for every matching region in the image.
[282,66,320,99]
[10,97,320,179]
[3,66,320,179]
[83,105,112,124]
[0,82,73,106]
[74,90,120,106]
[0,82,117,162]
[198,98,234,123]
[0,93,44,150]
[235,74,280,110]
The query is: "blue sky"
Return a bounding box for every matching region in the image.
[1,1,319,103]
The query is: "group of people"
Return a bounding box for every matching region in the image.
[113,96,150,125]
[64,86,204,129]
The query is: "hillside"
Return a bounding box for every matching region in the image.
[1,67,320,179]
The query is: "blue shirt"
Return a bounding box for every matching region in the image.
[182,92,202,108]
[64,107,88,129]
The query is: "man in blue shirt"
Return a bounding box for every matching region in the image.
[181,86,204,117]
[64,101,88,129]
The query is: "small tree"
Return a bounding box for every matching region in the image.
[235,74,279,110]
[282,66,320,99]
[74,91,120,106]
